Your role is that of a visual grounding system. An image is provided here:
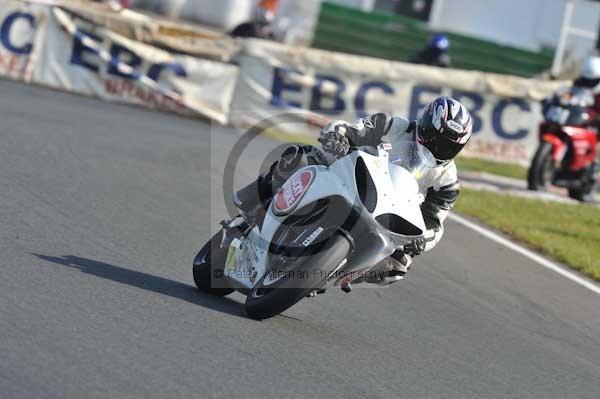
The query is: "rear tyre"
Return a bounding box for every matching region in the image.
[244,234,350,320]
[527,142,554,191]
[193,233,235,297]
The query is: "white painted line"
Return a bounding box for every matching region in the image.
[448,213,600,296]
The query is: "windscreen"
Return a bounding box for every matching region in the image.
[386,139,436,181]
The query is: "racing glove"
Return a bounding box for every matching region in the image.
[318,121,351,158]
[404,238,426,257]
[344,113,392,148]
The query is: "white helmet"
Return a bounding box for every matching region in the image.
[580,56,600,80]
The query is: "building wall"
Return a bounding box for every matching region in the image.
[429,0,600,53]
[132,0,259,30]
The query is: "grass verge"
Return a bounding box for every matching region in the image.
[456,157,527,180]
[455,188,600,281]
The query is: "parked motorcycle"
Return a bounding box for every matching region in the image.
[193,137,436,320]
[527,86,599,202]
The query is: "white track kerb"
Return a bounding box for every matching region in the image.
[449,213,600,296]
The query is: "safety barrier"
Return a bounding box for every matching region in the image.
[0,0,568,165]
[230,39,566,165]
[0,0,238,124]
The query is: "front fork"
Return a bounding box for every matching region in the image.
[542,133,567,165]
[219,217,251,250]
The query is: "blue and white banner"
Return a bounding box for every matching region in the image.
[30,6,238,124]
[0,1,238,124]
[0,2,570,158]
[231,40,567,165]
[0,1,47,82]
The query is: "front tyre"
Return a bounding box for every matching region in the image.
[568,166,598,202]
[193,232,235,297]
[527,142,554,191]
[568,143,600,202]
[245,234,351,320]
[568,187,596,202]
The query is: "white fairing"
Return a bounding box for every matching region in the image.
[358,149,426,235]
[225,145,430,290]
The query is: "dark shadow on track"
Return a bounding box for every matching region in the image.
[33,254,245,318]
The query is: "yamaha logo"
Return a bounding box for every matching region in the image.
[302,227,324,247]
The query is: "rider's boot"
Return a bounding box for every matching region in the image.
[233,173,273,215]
[222,174,272,248]
[366,251,413,285]
[233,154,296,215]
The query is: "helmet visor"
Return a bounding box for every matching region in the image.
[418,130,464,160]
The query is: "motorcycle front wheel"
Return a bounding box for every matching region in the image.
[193,232,235,297]
[568,142,599,202]
[527,142,554,191]
[245,234,351,320]
[568,186,596,202]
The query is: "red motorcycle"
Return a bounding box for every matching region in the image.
[527,87,599,202]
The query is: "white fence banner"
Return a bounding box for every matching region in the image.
[32,6,238,124]
[0,1,48,82]
[231,39,567,164]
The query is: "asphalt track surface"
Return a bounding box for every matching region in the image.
[1,79,599,399]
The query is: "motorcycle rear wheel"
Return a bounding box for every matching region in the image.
[245,234,351,320]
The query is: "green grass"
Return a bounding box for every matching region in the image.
[456,157,527,180]
[455,188,600,281]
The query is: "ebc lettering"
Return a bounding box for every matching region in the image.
[492,98,530,140]
[147,62,187,81]
[1,12,35,55]
[272,68,397,118]
[410,85,531,139]
[355,81,394,119]
[269,71,533,141]
[409,85,442,120]
[107,43,142,79]
[309,74,346,115]
[70,29,102,72]
[271,66,302,108]
[70,28,186,83]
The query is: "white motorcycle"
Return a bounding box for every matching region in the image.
[193,137,436,320]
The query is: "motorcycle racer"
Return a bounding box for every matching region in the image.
[412,33,452,68]
[234,97,473,282]
[572,56,600,117]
